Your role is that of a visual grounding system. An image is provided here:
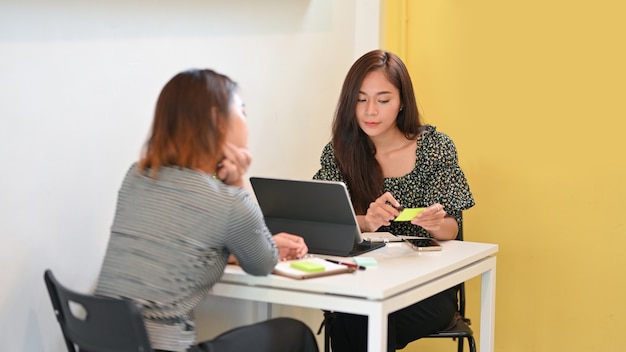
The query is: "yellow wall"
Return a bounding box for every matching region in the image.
[383,0,626,351]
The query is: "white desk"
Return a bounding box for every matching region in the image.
[211,240,498,351]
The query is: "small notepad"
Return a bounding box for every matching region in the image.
[362,232,403,243]
[353,256,378,267]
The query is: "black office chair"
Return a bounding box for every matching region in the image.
[318,212,475,352]
[421,212,476,352]
[44,269,153,352]
[422,284,475,352]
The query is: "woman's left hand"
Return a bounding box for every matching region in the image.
[273,232,309,260]
[410,203,446,232]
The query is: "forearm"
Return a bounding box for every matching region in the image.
[235,246,278,276]
[356,215,374,232]
[227,207,279,275]
[426,216,459,241]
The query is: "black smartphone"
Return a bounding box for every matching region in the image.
[403,237,442,251]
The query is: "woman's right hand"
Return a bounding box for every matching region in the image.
[215,142,252,188]
[362,192,402,232]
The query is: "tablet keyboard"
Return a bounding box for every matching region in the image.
[348,240,386,257]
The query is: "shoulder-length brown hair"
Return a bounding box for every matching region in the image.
[139,69,237,176]
[332,50,423,214]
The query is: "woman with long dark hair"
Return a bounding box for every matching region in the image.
[314,50,474,351]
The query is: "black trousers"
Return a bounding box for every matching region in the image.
[329,287,458,352]
[156,317,319,352]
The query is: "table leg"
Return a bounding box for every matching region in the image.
[257,302,272,320]
[480,257,497,352]
[367,307,387,351]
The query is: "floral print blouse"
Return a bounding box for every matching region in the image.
[313,125,475,237]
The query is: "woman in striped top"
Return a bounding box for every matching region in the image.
[94,69,318,352]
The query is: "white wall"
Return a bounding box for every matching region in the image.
[0,0,381,350]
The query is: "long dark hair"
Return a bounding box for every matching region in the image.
[139,69,237,176]
[332,50,422,213]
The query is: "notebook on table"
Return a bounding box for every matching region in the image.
[249,177,386,257]
[273,257,354,279]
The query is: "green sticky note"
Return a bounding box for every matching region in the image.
[394,208,425,221]
[290,261,326,273]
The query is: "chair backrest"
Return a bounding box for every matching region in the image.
[455,211,467,316]
[455,211,464,241]
[44,269,153,352]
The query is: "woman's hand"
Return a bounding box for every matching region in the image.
[273,232,308,260]
[361,192,402,232]
[216,142,252,188]
[411,203,447,232]
[227,254,238,265]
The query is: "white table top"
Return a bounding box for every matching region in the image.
[220,240,498,300]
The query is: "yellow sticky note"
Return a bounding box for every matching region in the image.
[394,208,425,221]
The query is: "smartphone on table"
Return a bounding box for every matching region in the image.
[402,237,442,251]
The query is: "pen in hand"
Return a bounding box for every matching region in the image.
[325,259,366,271]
